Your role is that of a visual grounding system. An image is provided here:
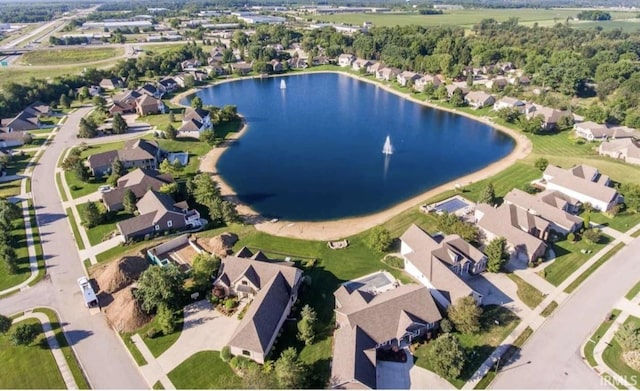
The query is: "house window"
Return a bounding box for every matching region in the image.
[242,350,250,356]
[167,220,173,228]
[154,225,160,231]
[241,280,248,285]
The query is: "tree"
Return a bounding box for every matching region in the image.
[616,323,640,351]
[74,160,90,182]
[436,212,480,243]
[78,117,97,138]
[478,182,496,204]
[190,173,221,207]
[242,362,278,389]
[59,94,70,109]
[519,115,543,134]
[366,226,392,252]
[485,237,508,273]
[0,245,18,275]
[620,183,640,213]
[164,123,177,140]
[426,333,465,379]
[449,89,465,107]
[191,253,220,290]
[583,229,601,245]
[112,113,128,134]
[0,198,22,229]
[82,202,102,228]
[78,86,90,101]
[220,346,231,362]
[134,264,185,312]
[159,182,179,195]
[10,323,40,346]
[0,314,11,334]
[92,95,107,112]
[534,158,549,172]
[221,200,240,224]
[200,129,217,146]
[448,296,482,334]
[123,189,137,214]
[191,96,203,109]
[496,107,521,123]
[156,304,177,335]
[159,159,173,174]
[297,304,317,346]
[274,347,306,389]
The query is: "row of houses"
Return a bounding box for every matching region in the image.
[573,121,640,166]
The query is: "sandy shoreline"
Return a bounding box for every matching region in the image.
[194,70,532,241]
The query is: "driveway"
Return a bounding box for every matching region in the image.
[465,273,531,317]
[377,356,412,389]
[156,300,241,373]
[410,365,455,390]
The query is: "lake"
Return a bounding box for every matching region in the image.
[190,73,514,221]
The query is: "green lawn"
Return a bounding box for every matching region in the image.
[5,151,35,176]
[589,211,640,234]
[120,332,147,366]
[167,351,241,389]
[76,202,133,246]
[0,179,22,198]
[541,234,613,286]
[564,242,626,294]
[0,214,31,291]
[66,207,85,250]
[64,170,107,199]
[34,308,90,389]
[474,326,533,389]
[414,305,520,388]
[139,310,184,358]
[584,309,621,367]
[540,301,558,317]
[56,173,68,202]
[156,138,213,177]
[626,281,640,300]
[633,229,640,239]
[20,47,124,66]
[0,318,66,389]
[603,315,640,382]
[506,273,545,309]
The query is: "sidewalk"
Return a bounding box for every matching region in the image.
[14,311,78,389]
[132,334,176,390]
[463,222,640,389]
[79,235,124,264]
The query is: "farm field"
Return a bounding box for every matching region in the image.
[312,9,638,28]
[19,47,124,66]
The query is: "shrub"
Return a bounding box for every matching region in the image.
[225,298,238,310]
[10,323,40,346]
[383,255,404,269]
[146,328,159,339]
[567,232,575,242]
[302,258,316,268]
[624,350,640,371]
[583,229,601,245]
[230,355,252,371]
[440,318,453,333]
[70,184,80,191]
[210,295,220,306]
[616,323,640,351]
[220,346,232,362]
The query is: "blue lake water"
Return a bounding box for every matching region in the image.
[190,73,514,221]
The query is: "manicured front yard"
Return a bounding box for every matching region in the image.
[584,309,621,367]
[76,202,133,246]
[506,273,545,309]
[141,310,184,358]
[588,211,640,234]
[413,305,520,389]
[0,318,66,389]
[64,170,107,199]
[474,326,533,389]
[0,215,31,291]
[603,315,640,382]
[167,351,241,389]
[541,234,613,286]
[564,242,626,294]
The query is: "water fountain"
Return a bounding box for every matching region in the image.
[280,79,287,89]
[382,135,393,155]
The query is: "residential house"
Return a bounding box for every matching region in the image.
[352,58,372,72]
[158,77,179,93]
[474,203,548,263]
[183,107,211,127]
[400,224,485,308]
[117,190,201,241]
[599,138,640,166]
[87,139,161,176]
[207,63,229,76]
[446,84,470,98]
[287,57,307,69]
[0,131,29,148]
[338,53,356,67]
[366,62,383,74]
[486,77,508,90]
[99,77,124,90]
[110,90,141,115]
[138,84,163,99]
[181,59,200,70]
[525,104,572,131]
[493,97,525,112]
[269,59,283,72]
[101,168,174,212]
[504,189,583,235]
[414,74,444,91]
[574,121,639,141]
[209,47,225,63]
[541,164,621,212]
[464,91,495,109]
[312,55,330,66]
[214,254,302,364]
[136,94,165,116]
[230,62,253,75]
[396,71,420,87]
[178,107,212,138]
[331,278,442,389]
[1,110,40,132]
[376,67,400,82]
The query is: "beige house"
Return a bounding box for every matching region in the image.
[338,53,356,67]
[400,224,485,308]
[504,189,583,235]
[331,277,441,389]
[524,104,572,131]
[214,252,302,364]
[599,138,640,165]
[493,97,525,112]
[464,91,495,109]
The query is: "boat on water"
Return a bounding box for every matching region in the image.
[280,79,287,89]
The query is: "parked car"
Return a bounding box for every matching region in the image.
[98,185,112,193]
[77,276,99,308]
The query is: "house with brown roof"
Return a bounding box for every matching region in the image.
[446,84,470,98]
[116,190,201,241]
[504,189,583,235]
[525,104,572,131]
[541,164,621,212]
[287,57,307,69]
[87,139,161,176]
[464,91,495,109]
[214,254,302,364]
[400,224,485,308]
[414,74,444,91]
[486,76,508,90]
[474,203,548,263]
[101,168,174,212]
[230,62,253,75]
[136,94,165,116]
[99,77,124,90]
[331,277,441,389]
[352,58,372,72]
[0,131,31,148]
[376,67,401,82]
[574,121,640,142]
[397,71,420,87]
[338,53,356,67]
[599,138,640,166]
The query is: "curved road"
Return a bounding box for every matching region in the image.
[492,238,640,389]
[0,107,147,389]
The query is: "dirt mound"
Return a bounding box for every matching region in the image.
[95,256,149,294]
[104,287,151,333]
[202,232,238,257]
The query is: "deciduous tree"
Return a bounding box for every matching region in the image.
[297,305,317,346]
[426,333,465,379]
[10,323,40,346]
[82,201,102,228]
[0,314,11,334]
[478,182,496,205]
[448,296,483,334]
[366,226,392,252]
[123,189,137,214]
[134,265,185,312]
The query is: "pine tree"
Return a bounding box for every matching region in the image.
[478,182,496,205]
[123,189,137,214]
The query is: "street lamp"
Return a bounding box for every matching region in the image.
[495,356,501,374]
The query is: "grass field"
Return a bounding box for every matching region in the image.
[76,202,132,246]
[312,9,637,28]
[66,207,85,250]
[0,215,31,291]
[540,300,558,317]
[603,315,640,382]
[0,60,121,88]
[167,351,241,389]
[564,242,625,294]
[541,234,613,286]
[20,47,124,66]
[584,309,621,367]
[474,326,533,389]
[0,318,65,389]
[571,19,640,32]
[626,281,640,300]
[506,273,545,309]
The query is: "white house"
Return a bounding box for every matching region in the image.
[338,53,356,67]
[493,97,525,112]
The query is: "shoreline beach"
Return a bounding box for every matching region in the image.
[193,70,533,241]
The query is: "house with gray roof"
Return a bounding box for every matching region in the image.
[414,74,444,91]
[474,203,548,263]
[599,138,640,166]
[397,71,420,87]
[0,102,51,132]
[99,77,125,90]
[214,255,302,364]
[464,91,495,109]
[400,224,485,308]
[493,96,525,112]
[574,121,640,142]
[87,139,162,177]
[101,168,174,212]
[376,67,400,82]
[504,189,583,235]
[352,58,372,72]
[331,278,441,389]
[525,104,572,131]
[116,190,201,241]
[541,164,621,212]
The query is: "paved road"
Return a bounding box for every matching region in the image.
[492,237,640,389]
[0,107,147,389]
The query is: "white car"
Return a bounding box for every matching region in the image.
[98,185,112,193]
[77,276,99,308]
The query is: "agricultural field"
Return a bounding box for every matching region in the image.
[312,9,638,29]
[19,47,124,66]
